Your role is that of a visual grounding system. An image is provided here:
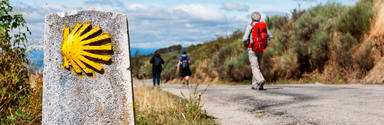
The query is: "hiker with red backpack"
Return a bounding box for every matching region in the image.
[242,12,272,90]
[177,50,192,87]
[150,51,164,87]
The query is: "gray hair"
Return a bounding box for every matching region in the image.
[251,12,261,21]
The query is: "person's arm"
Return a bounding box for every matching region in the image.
[159,56,164,65]
[242,24,252,47]
[188,56,191,64]
[150,56,154,64]
[177,60,181,73]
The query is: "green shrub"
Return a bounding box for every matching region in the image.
[294,3,343,41]
[161,53,179,81]
[261,47,275,80]
[335,33,357,68]
[269,30,290,56]
[353,41,374,78]
[336,1,374,40]
[266,16,289,30]
[222,50,251,82]
[309,31,329,67]
[293,12,314,41]
[291,3,345,72]
[291,8,306,21]
[280,49,300,78]
[217,46,231,62]
[291,40,306,58]
[0,0,32,123]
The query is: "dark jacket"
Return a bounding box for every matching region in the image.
[150,54,164,71]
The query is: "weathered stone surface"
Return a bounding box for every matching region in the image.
[43,10,134,124]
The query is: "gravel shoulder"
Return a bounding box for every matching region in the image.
[140,81,384,125]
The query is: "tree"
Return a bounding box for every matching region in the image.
[0,0,32,123]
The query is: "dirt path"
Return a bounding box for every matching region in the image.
[138,80,384,125]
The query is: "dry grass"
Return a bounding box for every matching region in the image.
[369,0,384,38]
[363,0,384,84]
[364,58,384,84]
[2,71,43,125]
[134,82,215,125]
[26,72,43,125]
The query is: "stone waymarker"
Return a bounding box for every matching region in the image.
[43,10,134,124]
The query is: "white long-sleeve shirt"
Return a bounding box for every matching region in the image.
[242,21,272,43]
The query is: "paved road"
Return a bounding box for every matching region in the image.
[150,82,384,125]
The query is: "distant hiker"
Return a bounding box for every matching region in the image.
[177,50,192,87]
[242,12,272,90]
[150,51,164,87]
[138,73,142,79]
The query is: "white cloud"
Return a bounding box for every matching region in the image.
[263,11,289,16]
[126,4,148,11]
[221,2,249,12]
[14,1,247,51]
[84,0,125,8]
[171,4,226,22]
[11,0,358,52]
[185,23,193,28]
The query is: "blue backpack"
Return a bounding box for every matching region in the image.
[180,56,189,69]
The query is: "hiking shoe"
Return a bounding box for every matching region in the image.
[258,86,264,90]
[258,81,265,90]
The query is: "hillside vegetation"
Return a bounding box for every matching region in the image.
[1,0,42,124]
[134,81,215,124]
[133,0,384,84]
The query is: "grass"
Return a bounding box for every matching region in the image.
[1,71,43,125]
[6,74,215,125]
[134,81,215,125]
[3,72,215,125]
[24,72,43,125]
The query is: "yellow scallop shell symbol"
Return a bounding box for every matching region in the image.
[61,23,112,75]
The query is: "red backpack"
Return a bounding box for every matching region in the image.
[248,21,268,52]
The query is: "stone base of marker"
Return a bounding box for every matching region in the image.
[43,10,134,124]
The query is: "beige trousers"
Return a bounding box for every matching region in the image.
[248,49,265,87]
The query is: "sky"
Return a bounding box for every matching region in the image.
[11,0,356,51]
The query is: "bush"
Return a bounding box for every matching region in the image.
[336,1,374,40]
[353,41,374,78]
[267,30,290,56]
[309,31,329,69]
[161,53,179,81]
[217,46,231,63]
[280,49,300,79]
[0,0,33,123]
[223,51,251,82]
[266,16,289,30]
[334,33,357,68]
[291,3,345,72]
[293,12,315,41]
[261,46,276,80]
[291,8,306,21]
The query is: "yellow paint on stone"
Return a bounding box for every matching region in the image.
[61,23,112,76]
